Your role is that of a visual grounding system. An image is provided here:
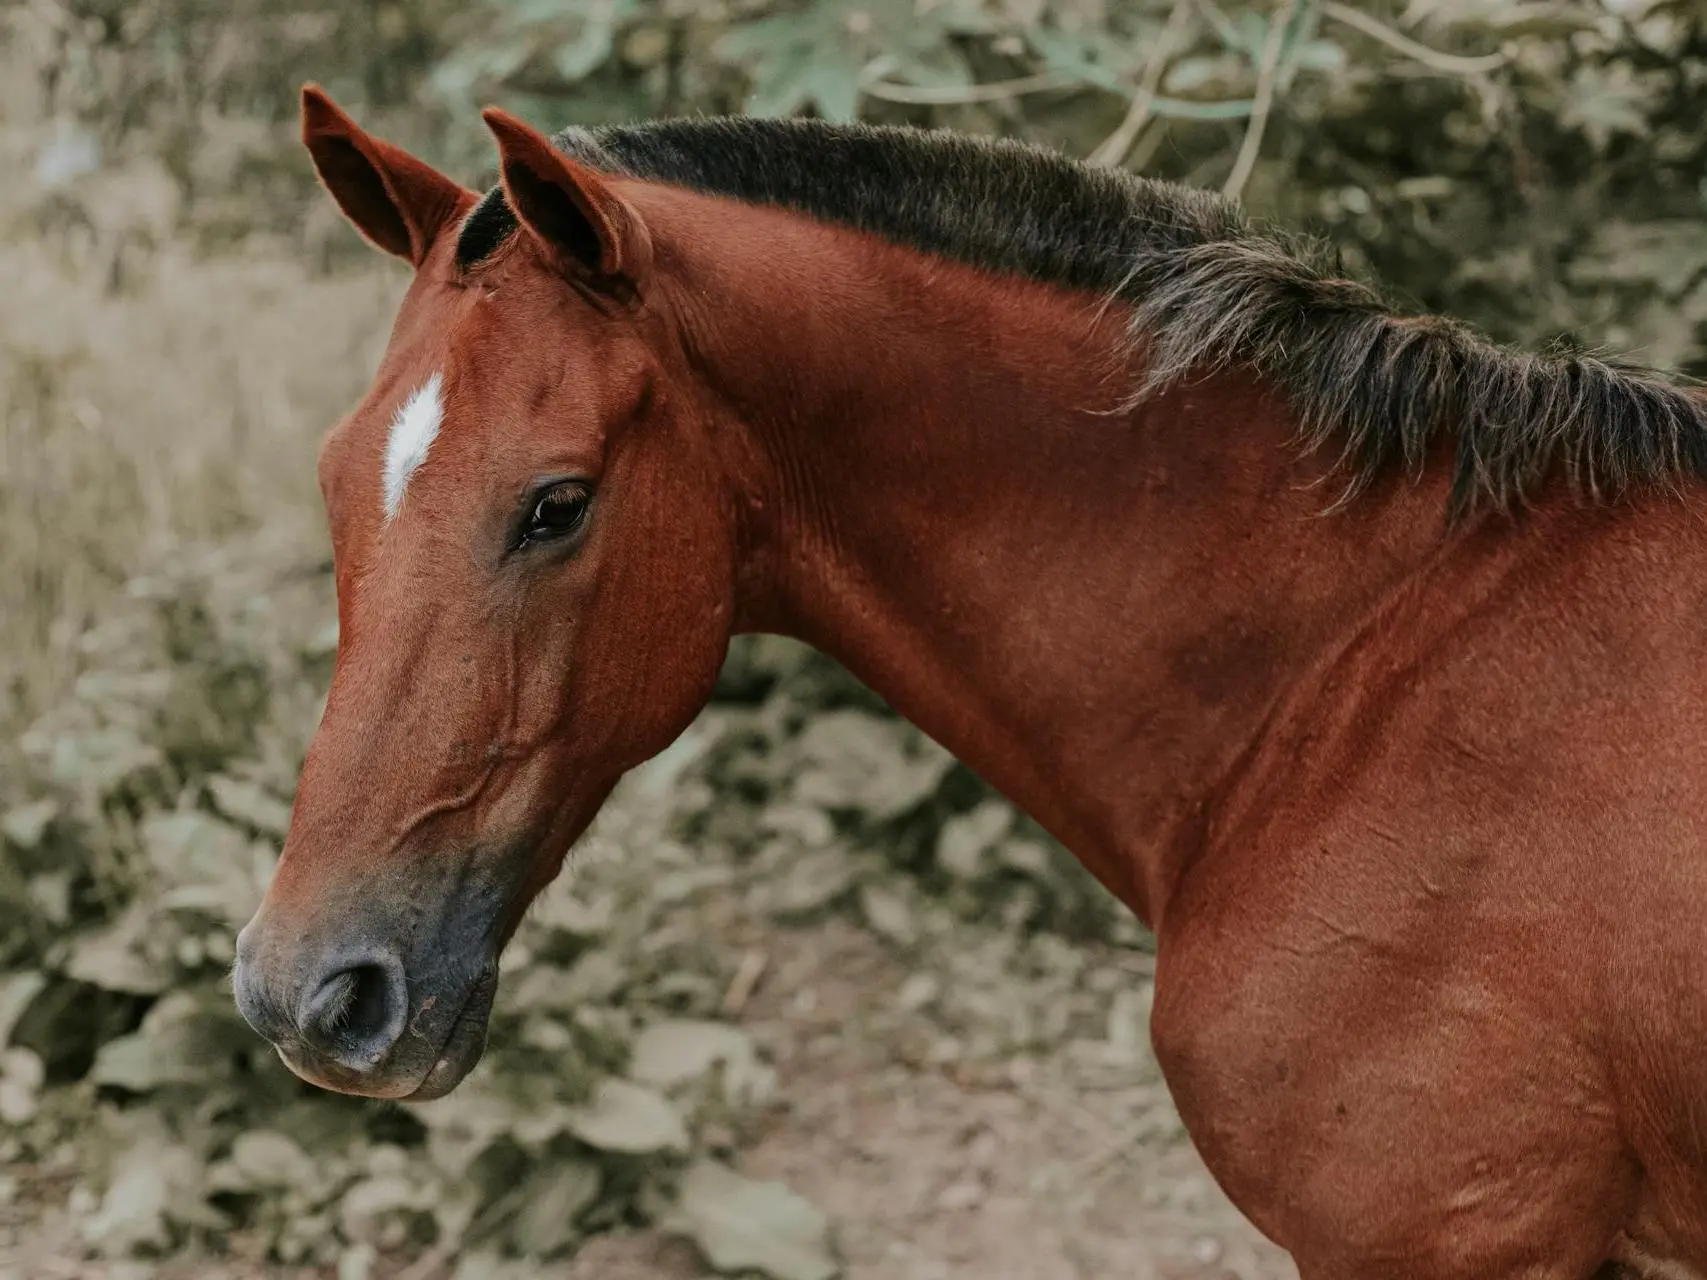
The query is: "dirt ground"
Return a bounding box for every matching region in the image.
[558,920,1294,1280]
[727,921,1295,1280]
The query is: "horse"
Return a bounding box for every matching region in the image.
[232,83,1707,1276]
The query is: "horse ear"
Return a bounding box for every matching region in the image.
[300,84,472,267]
[480,107,650,289]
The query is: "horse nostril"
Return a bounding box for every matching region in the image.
[299,959,407,1070]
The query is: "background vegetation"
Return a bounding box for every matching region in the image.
[2,1,1704,1276]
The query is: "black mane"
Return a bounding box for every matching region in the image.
[458,115,1707,516]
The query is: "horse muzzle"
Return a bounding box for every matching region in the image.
[231,842,523,1100]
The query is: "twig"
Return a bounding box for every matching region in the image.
[1088,0,1194,169]
[722,947,769,1016]
[1319,0,1508,76]
[1221,0,1296,200]
[863,69,1252,121]
[1069,1111,1179,1186]
[1125,119,1168,174]
[860,72,1066,105]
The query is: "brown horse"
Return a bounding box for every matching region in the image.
[233,84,1707,1276]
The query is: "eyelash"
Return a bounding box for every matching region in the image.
[517,481,592,549]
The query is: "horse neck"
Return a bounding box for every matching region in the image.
[656,192,1457,925]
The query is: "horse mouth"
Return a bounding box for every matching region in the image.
[404,969,499,1102]
[272,967,499,1101]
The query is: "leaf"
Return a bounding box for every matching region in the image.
[552,23,617,84]
[89,990,248,1092]
[997,837,1055,882]
[205,775,292,839]
[760,803,836,849]
[469,33,540,84]
[72,669,175,705]
[509,948,627,1012]
[744,42,821,119]
[0,970,48,1048]
[419,1089,532,1178]
[1292,36,1348,74]
[338,1173,432,1248]
[142,810,247,880]
[506,1157,601,1255]
[712,15,806,64]
[771,849,857,920]
[1164,54,1247,95]
[807,47,865,125]
[79,1114,206,1256]
[1558,62,1659,151]
[509,1101,583,1148]
[790,711,953,822]
[936,801,1013,880]
[527,886,615,943]
[632,1019,744,1086]
[0,1048,44,1124]
[867,44,974,93]
[652,865,736,905]
[717,6,877,121]
[933,0,999,36]
[303,618,340,661]
[64,903,174,995]
[566,1078,689,1155]
[1569,220,1707,295]
[141,810,263,924]
[226,1130,319,1190]
[1025,24,1130,94]
[339,1243,379,1280]
[857,884,918,949]
[29,870,71,926]
[1103,988,1147,1064]
[668,1161,838,1280]
[0,799,60,850]
[628,717,724,803]
[45,726,164,795]
[629,1019,771,1106]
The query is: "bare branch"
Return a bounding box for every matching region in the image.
[1319,1,1508,76]
[1088,0,1195,169]
[1222,0,1296,199]
[859,73,1066,105]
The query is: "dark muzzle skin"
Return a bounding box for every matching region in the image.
[232,840,526,1101]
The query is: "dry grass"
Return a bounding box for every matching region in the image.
[0,100,405,737]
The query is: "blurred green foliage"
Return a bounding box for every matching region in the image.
[420,0,1707,363]
[19,0,1707,360]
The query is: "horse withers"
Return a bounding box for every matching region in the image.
[233,86,1707,1276]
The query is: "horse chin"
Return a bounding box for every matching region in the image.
[401,971,499,1102]
[274,1047,423,1101]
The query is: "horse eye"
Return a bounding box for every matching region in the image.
[522,482,592,545]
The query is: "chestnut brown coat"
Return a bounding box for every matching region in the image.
[234,88,1707,1276]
